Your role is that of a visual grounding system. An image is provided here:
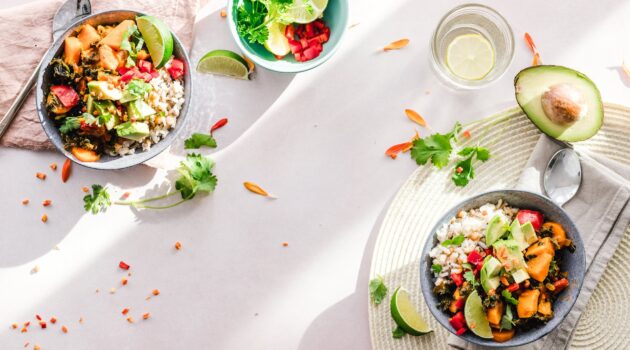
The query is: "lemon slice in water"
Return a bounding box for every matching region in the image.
[446,33,495,81]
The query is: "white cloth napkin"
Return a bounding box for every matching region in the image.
[448,135,630,350]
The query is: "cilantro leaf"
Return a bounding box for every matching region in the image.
[83,184,111,214]
[410,133,453,168]
[392,326,406,339]
[431,264,443,274]
[59,117,80,134]
[236,0,269,44]
[464,270,478,288]
[452,154,475,187]
[501,289,519,306]
[369,275,388,305]
[500,304,515,330]
[476,147,490,161]
[441,234,465,247]
[175,153,218,200]
[184,133,217,149]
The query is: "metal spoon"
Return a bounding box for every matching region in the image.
[543,148,582,206]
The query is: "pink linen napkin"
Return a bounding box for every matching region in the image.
[0,0,201,150]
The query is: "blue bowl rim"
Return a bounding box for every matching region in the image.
[226,0,349,73]
[35,9,193,170]
[418,189,586,348]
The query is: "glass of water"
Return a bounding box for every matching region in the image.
[430,4,514,90]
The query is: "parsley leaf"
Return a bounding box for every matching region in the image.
[369,275,388,305]
[184,133,217,149]
[500,304,515,330]
[175,153,218,200]
[392,326,406,339]
[441,234,465,247]
[431,264,443,274]
[59,117,80,133]
[83,184,111,214]
[501,289,519,306]
[236,0,293,44]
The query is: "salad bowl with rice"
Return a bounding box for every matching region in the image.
[36,10,192,169]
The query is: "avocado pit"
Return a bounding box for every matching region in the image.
[540,83,587,125]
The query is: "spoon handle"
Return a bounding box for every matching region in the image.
[0,59,43,139]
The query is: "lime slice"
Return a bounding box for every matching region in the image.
[390,288,433,336]
[446,33,495,81]
[197,50,250,80]
[284,0,328,24]
[264,22,290,56]
[464,290,493,339]
[137,16,174,68]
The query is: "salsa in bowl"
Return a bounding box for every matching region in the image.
[419,190,585,347]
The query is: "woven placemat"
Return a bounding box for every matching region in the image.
[368,103,630,350]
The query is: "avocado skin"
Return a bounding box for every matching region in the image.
[514,65,603,142]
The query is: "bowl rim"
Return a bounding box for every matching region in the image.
[419,189,585,348]
[226,0,349,73]
[35,9,193,170]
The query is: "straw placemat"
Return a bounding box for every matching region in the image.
[368,103,630,350]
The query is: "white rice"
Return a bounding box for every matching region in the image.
[428,200,519,287]
[111,60,185,156]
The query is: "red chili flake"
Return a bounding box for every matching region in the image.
[152,289,160,296]
[50,317,57,324]
[120,192,130,200]
[11,323,18,329]
[119,261,130,270]
[36,172,46,180]
[122,308,130,315]
[41,214,48,223]
[39,321,46,329]
[42,200,52,207]
[50,163,58,171]
[22,199,29,205]
[20,327,27,333]
[282,242,289,247]
[174,241,182,250]
[24,321,30,327]
[456,167,464,174]
[82,186,90,193]
[24,342,29,348]
[61,325,68,333]
[220,8,227,17]
[210,118,228,134]
[462,130,471,138]
[35,315,42,321]
[142,313,150,320]
[121,278,128,286]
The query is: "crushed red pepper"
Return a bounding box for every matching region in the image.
[119,261,130,270]
[36,173,46,180]
[50,163,57,171]
[42,200,52,207]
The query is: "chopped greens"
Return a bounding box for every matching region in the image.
[500,304,515,330]
[236,0,294,44]
[441,234,465,247]
[501,289,519,306]
[120,79,152,103]
[120,25,144,67]
[369,275,388,305]
[431,264,443,274]
[59,117,80,134]
[184,133,218,149]
[83,184,111,214]
[392,326,406,339]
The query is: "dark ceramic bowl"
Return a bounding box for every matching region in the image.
[419,190,585,347]
[35,10,192,170]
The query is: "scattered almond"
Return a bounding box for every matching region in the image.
[126,316,134,323]
[110,287,116,294]
[41,214,48,223]
[22,199,29,205]
[220,8,226,17]
[61,325,68,333]
[11,323,18,329]
[20,327,27,333]
[82,186,90,193]
[174,241,182,250]
[34,344,41,350]
[50,163,57,171]
[152,289,160,296]
[50,317,57,324]
[282,242,289,247]
[36,172,46,180]
[121,278,128,286]
[142,313,150,320]
[79,317,84,324]
[31,266,39,274]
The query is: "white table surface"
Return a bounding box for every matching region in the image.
[1,0,629,349]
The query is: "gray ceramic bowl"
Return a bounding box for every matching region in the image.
[419,190,585,347]
[36,10,192,170]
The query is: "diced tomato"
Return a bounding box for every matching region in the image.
[454,298,465,310]
[484,248,492,257]
[118,66,131,75]
[288,39,303,54]
[120,69,137,83]
[507,283,520,293]
[167,58,185,80]
[141,72,153,82]
[305,23,314,37]
[473,263,483,276]
[449,311,466,330]
[313,33,329,44]
[138,59,152,73]
[451,273,464,287]
[467,250,484,266]
[303,47,322,60]
[150,70,159,79]
[517,210,544,231]
[456,327,467,335]
[285,24,295,40]
[313,19,325,30]
[50,85,79,108]
[294,52,304,62]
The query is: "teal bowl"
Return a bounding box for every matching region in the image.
[227,0,349,73]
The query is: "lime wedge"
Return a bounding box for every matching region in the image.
[264,22,290,56]
[136,16,174,68]
[284,0,328,24]
[197,50,250,80]
[446,33,495,81]
[390,288,433,336]
[464,290,493,339]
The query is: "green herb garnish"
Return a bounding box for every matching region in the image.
[83,184,111,214]
[184,133,218,149]
[59,117,80,134]
[441,234,465,247]
[431,264,443,274]
[452,146,490,187]
[501,289,519,306]
[392,326,406,339]
[120,25,144,67]
[236,0,294,44]
[369,275,388,305]
[500,304,515,330]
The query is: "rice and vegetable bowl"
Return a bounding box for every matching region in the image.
[44,16,186,162]
[428,200,575,342]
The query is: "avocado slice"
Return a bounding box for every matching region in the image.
[492,239,526,272]
[511,268,530,284]
[93,100,118,130]
[87,81,123,101]
[521,222,538,245]
[480,256,502,293]
[510,219,530,251]
[115,122,150,141]
[515,65,603,141]
[485,215,508,246]
[127,100,156,121]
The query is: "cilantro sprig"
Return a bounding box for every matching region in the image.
[184,133,217,149]
[441,233,465,247]
[83,154,217,214]
[501,289,519,306]
[369,275,388,305]
[236,0,294,44]
[409,122,491,187]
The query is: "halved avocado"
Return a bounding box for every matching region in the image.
[515,65,603,141]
